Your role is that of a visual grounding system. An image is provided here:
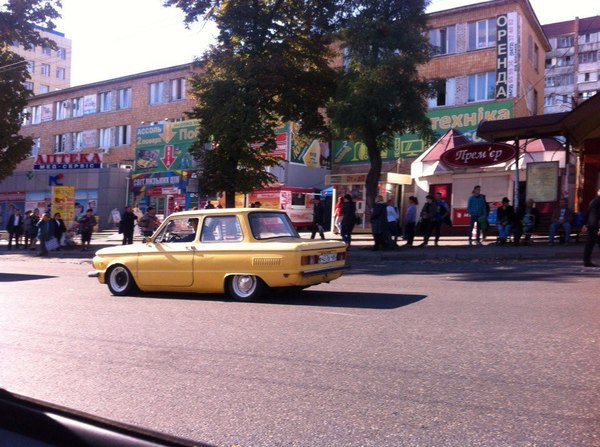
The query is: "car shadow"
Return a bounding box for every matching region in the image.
[133,290,426,310]
[0,273,57,282]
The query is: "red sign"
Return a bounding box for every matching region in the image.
[161,145,176,170]
[440,143,515,168]
[35,153,103,164]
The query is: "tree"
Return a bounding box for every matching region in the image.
[165,0,340,207]
[328,0,433,209]
[0,0,62,181]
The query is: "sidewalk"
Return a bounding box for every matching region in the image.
[0,229,591,265]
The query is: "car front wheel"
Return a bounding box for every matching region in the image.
[227,275,264,301]
[107,265,137,296]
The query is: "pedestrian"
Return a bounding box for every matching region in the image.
[514,198,539,246]
[418,195,436,247]
[119,205,138,245]
[6,207,24,250]
[204,200,215,209]
[403,196,418,246]
[23,210,36,249]
[370,195,389,250]
[386,199,400,245]
[340,194,356,249]
[582,188,600,267]
[78,208,97,251]
[36,212,53,257]
[548,198,574,245]
[333,196,343,235]
[28,208,41,251]
[310,196,325,240]
[138,206,160,238]
[467,185,488,246]
[52,212,67,250]
[495,197,516,245]
[432,192,450,246]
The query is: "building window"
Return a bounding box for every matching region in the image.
[27,61,35,74]
[578,51,598,64]
[99,128,113,149]
[41,63,50,77]
[468,19,496,50]
[41,46,51,55]
[557,35,574,48]
[72,97,84,117]
[55,100,70,120]
[545,74,575,88]
[99,91,112,112]
[39,85,50,94]
[580,91,597,100]
[30,138,41,157]
[54,134,67,153]
[427,78,456,108]
[429,25,456,55]
[116,125,131,146]
[24,81,34,91]
[71,132,83,152]
[117,87,132,109]
[533,43,539,71]
[556,55,573,67]
[57,47,66,59]
[468,71,496,102]
[56,67,66,80]
[170,78,186,101]
[31,106,42,124]
[149,81,165,105]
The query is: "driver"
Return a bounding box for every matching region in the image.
[178,218,198,242]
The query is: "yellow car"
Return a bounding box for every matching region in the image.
[89,209,347,301]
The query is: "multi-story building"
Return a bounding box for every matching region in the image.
[329,0,550,230]
[10,26,72,94]
[543,15,600,114]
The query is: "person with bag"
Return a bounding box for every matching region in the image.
[35,213,53,257]
[467,185,488,246]
[78,209,97,251]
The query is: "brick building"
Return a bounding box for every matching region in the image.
[329,0,552,231]
[9,26,72,95]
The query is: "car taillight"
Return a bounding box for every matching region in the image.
[337,251,346,261]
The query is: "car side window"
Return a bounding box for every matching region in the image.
[156,217,198,243]
[201,216,243,242]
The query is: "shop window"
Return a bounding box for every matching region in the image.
[429,25,456,56]
[468,19,496,50]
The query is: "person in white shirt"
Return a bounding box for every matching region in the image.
[386,199,400,245]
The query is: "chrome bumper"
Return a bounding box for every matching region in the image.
[301,265,347,277]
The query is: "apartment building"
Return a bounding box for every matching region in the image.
[10,26,72,94]
[543,15,600,114]
[329,0,550,230]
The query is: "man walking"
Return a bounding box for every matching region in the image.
[582,188,600,267]
[138,206,160,238]
[36,212,53,257]
[119,205,138,245]
[310,196,325,240]
[6,207,24,250]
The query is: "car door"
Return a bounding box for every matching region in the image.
[136,217,197,288]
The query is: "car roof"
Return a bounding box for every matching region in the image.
[168,208,287,218]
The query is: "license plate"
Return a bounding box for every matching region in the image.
[319,253,337,263]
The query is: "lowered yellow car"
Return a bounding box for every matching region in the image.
[89,209,347,301]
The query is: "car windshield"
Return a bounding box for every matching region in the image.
[249,212,299,240]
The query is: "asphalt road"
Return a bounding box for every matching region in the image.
[0,256,599,446]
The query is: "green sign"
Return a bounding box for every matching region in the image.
[333,101,513,163]
[134,120,200,173]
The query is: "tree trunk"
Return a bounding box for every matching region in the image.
[365,137,382,213]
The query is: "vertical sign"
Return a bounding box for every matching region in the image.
[52,186,75,224]
[496,12,518,99]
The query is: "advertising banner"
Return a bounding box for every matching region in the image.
[52,186,75,224]
[333,101,513,163]
[134,120,201,173]
[289,122,330,168]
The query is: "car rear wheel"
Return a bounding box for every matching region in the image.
[107,265,137,296]
[227,275,264,301]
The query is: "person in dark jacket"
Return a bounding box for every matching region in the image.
[6,207,24,250]
[52,212,67,250]
[582,188,600,267]
[370,195,389,251]
[340,194,356,249]
[36,213,53,257]
[514,198,539,246]
[310,196,325,240]
[418,195,436,247]
[119,205,138,245]
[496,197,516,245]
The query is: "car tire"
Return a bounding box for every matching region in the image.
[227,275,265,301]
[107,265,137,296]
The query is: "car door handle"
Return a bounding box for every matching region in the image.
[186,246,196,251]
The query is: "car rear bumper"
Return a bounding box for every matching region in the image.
[301,265,347,277]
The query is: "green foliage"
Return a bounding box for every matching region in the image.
[168,0,339,207]
[328,0,433,207]
[0,0,62,181]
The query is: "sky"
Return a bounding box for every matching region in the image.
[57,0,600,87]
